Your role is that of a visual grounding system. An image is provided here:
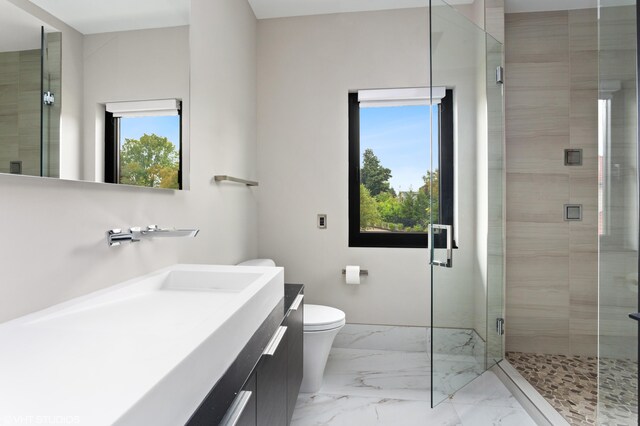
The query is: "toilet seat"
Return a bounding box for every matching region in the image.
[304,304,346,332]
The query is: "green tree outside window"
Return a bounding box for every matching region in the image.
[120,133,179,189]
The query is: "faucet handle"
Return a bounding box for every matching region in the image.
[107,229,135,246]
[147,225,160,231]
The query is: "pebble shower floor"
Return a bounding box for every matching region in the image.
[507,352,638,425]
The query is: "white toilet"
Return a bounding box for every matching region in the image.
[237,258,277,267]
[236,259,346,394]
[301,304,345,393]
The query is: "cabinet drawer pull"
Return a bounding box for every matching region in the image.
[220,390,253,426]
[263,326,287,356]
[290,294,304,311]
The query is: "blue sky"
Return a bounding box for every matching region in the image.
[120,116,181,148]
[360,105,438,193]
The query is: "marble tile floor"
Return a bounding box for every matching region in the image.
[292,324,535,426]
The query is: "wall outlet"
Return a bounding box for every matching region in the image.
[317,214,327,229]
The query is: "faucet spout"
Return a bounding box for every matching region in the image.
[133,225,200,239]
[107,225,199,246]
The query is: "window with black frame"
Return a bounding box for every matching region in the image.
[348,88,454,248]
[105,99,182,189]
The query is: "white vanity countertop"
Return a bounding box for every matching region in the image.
[0,264,284,426]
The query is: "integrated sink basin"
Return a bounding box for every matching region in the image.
[0,264,284,426]
[160,269,263,292]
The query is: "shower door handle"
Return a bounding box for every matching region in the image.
[429,224,453,268]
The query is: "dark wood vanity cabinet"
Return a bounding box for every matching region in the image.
[256,327,288,426]
[256,287,304,426]
[233,374,257,426]
[187,284,303,426]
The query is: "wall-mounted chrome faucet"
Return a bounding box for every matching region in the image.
[107,225,199,246]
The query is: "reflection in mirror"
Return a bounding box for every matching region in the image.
[105,99,182,189]
[0,0,190,190]
[0,1,58,178]
[42,29,62,178]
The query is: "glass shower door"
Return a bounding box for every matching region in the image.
[597,1,639,423]
[429,0,505,406]
[486,34,505,370]
[40,29,61,178]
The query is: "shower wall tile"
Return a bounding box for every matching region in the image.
[0,49,41,175]
[505,136,569,174]
[505,9,598,357]
[506,89,570,137]
[508,336,570,356]
[505,62,569,89]
[505,12,569,64]
[568,8,598,357]
[485,0,505,44]
[570,223,598,253]
[569,9,598,50]
[506,173,569,223]
[570,253,598,301]
[570,52,598,90]
[506,222,568,254]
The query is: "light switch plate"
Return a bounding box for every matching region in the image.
[317,214,327,229]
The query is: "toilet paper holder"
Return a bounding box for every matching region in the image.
[341,269,369,276]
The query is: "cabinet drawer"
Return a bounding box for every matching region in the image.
[220,374,256,426]
[256,326,288,426]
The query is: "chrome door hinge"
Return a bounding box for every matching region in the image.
[496,318,505,335]
[43,91,55,106]
[496,66,504,85]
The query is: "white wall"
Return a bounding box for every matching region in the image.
[257,8,486,328]
[454,0,485,30]
[431,5,488,333]
[82,26,190,185]
[0,0,259,324]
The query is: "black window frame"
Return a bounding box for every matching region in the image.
[348,89,455,248]
[105,106,183,189]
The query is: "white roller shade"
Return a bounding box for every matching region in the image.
[105,99,181,117]
[358,87,447,108]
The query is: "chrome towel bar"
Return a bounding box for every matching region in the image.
[214,175,259,186]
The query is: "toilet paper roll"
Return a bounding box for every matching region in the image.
[345,265,361,285]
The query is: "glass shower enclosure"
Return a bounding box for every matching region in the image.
[41,29,62,178]
[598,0,639,423]
[428,0,506,406]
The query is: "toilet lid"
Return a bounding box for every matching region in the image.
[304,304,346,332]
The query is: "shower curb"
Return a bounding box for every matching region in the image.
[492,360,569,426]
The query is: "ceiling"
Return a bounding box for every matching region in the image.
[27,0,190,34]
[248,0,474,20]
[16,0,609,37]
[504,0,598,13]
[0,0,52,51]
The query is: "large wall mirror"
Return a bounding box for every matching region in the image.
[0,0,190,189]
